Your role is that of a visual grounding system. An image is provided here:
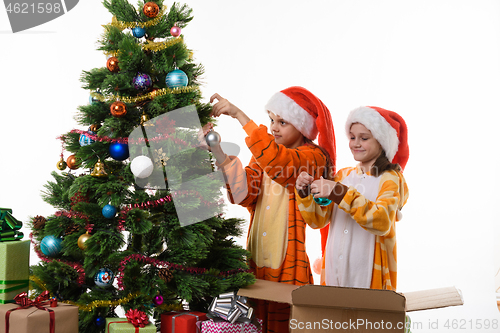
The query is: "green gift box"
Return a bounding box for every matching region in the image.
[0,240,30,303]
[106,317,156,333]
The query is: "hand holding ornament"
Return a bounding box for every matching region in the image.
[310,177,337,199]
[296,171,314,191]
[197,122,228,164]
[296,173,335,206]
[311,176,336,206]
[197,123,214,151]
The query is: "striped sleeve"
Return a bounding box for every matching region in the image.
[243,121,327,187]
[295,189,332,229]
[218,154,262,210]
[338,170,408,236]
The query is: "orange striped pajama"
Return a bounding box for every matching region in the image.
[218,120,328,332]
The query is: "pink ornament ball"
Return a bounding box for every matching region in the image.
[170,26,181,37]
[153,295,164,306]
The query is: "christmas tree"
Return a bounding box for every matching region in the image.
[28,1,254,332]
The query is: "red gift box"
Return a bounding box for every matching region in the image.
[161,311,207,333]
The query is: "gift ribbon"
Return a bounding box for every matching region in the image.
[0,280,29,302]
[5,291,55,333]
[0,231,24,241]
[208,292,254,324]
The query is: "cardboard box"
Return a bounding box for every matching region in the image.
[237,279,464,333]
[106,317,156,333]
[0,240,30,303]
[0,302,78,333]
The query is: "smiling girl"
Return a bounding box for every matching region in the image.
[295,106,409,291]
[206,87,336,333]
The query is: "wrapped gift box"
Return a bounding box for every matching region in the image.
[0,302,78,333]
[0,240,30,303]
[161,311,207,333]
[106,317,156,333]
[200,318,263,333]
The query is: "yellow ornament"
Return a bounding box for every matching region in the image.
[78,232,91,250]
[140,111,154,127]
[91,159,108,178]
[56,157,67,170]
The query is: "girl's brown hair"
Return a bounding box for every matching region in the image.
[371,150,401,177]
[304,138,334,180]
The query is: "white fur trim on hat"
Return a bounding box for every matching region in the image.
[345,106,399,161]
[265,92,317,140]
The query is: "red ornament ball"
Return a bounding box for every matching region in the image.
[110,101,127,117]
[106,56,120,73]
[170,25,181,37]
[66,154,80,170]
[143,2,159,18]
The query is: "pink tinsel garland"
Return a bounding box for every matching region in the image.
[116,254,250,290]
[64,129,190,147]
[55,210,94,233]
[30,232,86,285]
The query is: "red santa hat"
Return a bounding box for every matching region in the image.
[265,86,336,170]
[345,106,409,170]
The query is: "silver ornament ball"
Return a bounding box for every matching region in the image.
[205,130,221,147]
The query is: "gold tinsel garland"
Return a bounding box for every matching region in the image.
[90,86,199,104]
[64,294,183,312]
[63,292,141,311]
[104,37,186,58]
[30,275,48,293]
[109,7,166,30]
[143,37,184,52]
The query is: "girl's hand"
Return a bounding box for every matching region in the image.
[296,171,314,191]
[210,93,243,119]
[310,177,336,198]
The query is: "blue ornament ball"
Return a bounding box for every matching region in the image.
[89,93,102,105]
[94,268,114,287]
[102,204,117,219]
[133,73,152,91]
[165,69,188,88]
[40,235,63,257]
[79,131,95,146]
[313,197,332,206]
[95,316,105,327]
[132,26,146,38]
[109,142,129,161]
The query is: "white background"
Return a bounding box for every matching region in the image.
[1,1,500,332]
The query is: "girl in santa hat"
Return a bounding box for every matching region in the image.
[295,106,409,291]
[204,87,336,333]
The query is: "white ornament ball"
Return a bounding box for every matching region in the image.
[131,155,154,178]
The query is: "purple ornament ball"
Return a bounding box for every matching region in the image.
[133,73,152,91]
